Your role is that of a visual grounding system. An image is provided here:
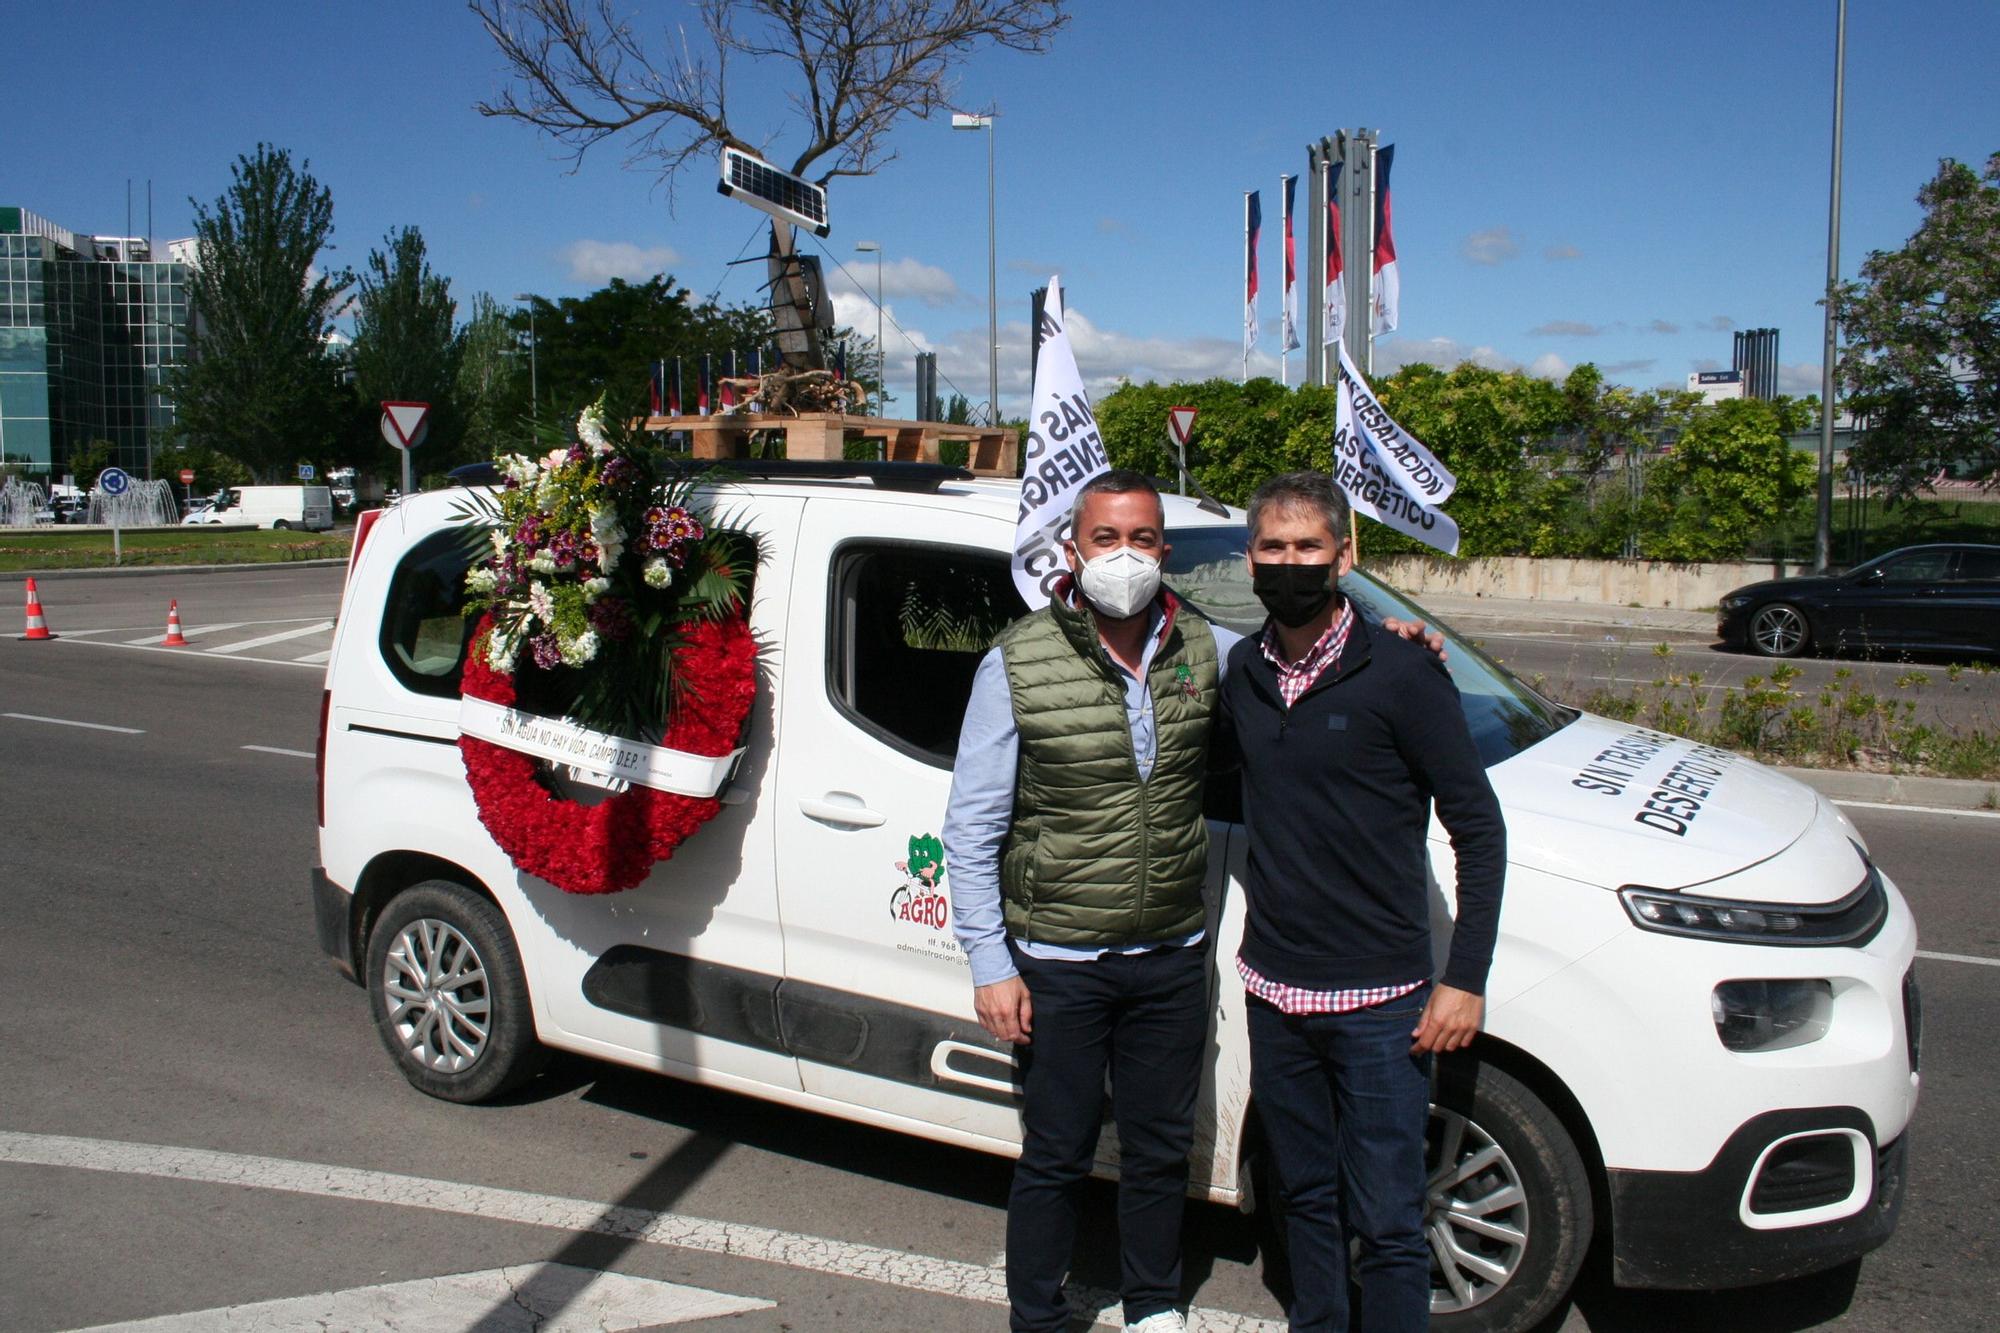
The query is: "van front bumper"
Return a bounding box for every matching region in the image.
[1609,1105,1907,1289]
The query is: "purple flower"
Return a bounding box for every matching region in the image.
[600,456,634,488]
[588,596,634,641]
[531,634,562,670]
[548,529,581,566]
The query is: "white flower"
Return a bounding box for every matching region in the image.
[583,576,611,602]
[577,403,611,453]
[465,566,498,595]
[560,630,599,666]
[643,558,674,589]
[529,581,555,621]
[500,453,538,485]
[486,627,519,671]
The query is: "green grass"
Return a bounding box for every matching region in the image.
[1751,495,2000,565]
[0,526,351,572]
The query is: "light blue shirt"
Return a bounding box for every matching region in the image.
[942,604,1243,986]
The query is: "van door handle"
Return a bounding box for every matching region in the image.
[798,794,887,828]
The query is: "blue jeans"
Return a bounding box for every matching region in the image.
[1248,984,1433,1333]
[1006,941,1209,1331]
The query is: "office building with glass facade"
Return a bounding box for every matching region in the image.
[0,206,190,481]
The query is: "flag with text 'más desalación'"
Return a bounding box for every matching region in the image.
[1332,341,1458,555]
[1013,277,1110,606]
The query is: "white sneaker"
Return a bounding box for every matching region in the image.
[1127,1312,1187,1333]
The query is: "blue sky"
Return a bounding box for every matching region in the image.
[10,1,1997,419]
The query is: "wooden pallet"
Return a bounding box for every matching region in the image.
[641,412,1017,478]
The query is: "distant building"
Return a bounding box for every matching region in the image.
[0,205,191,482]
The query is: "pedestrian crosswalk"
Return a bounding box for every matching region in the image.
[45,617,337,668]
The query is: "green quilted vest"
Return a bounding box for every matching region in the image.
[997,594,1218,946]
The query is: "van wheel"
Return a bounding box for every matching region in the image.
[366,880,545,1102]
[1251,1059,1593,1333]
[272,519,291,531]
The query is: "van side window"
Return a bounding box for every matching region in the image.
[379,527,484,697]
[829,543,1026,765]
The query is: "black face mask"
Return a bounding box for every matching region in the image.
[1251,561,1338,628]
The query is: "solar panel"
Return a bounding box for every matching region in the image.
[716,148,831,236]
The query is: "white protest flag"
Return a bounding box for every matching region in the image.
[1013,277,1110,606]
[1332,342,1459,555]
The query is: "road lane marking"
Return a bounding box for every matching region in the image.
[203,621,333,655]
[65,1264,772,1331]
[1916,949,2000,969]
[2,712,144,735]
[44,638,324,670]
[292,649,331,665]
[1835,800,2000,821]
[0,1131,1281,1332]
[241,745,314,759]
[124,621,249,646]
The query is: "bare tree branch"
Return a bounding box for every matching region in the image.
[471,0,1066,195]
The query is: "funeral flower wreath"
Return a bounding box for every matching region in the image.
[455,403,757,895]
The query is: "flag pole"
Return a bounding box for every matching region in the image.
[1279,174,1289,389]
[1242,191,1251,385]
[1366,139,1378,378]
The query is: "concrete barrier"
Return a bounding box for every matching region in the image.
[1368,553,1797,611]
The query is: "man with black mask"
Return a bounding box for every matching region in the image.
[1217,471,1506,1333]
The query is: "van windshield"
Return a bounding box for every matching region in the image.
[1163,525,1576,768]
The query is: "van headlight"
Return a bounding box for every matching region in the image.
[1619,865,1887,947]
[1712,979,1833,1051]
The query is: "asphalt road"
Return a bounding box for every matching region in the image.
[2,566,1995,1331]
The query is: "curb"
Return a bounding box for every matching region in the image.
[0,559,349,583]
[1775,765,1998,812]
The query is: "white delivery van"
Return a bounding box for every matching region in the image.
[183,484,334,530]
[312,463,1918,1332]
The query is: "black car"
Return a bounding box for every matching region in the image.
[1716,543,2000,658]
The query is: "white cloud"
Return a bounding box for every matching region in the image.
[1530,320,1605,337]
[1525,352,1572,380]
[1777,362,1823,396]
[1461,226,1521,266]
[1543,243,1581,261]
[827,255,967,307]
[559,239,682,284]
[1646,319,1681,335]
[1372,336,1572,383]
[1699,314,1736,333]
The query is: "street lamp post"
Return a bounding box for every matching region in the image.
[855,241,884,416]
[512,293,539,427]
[952,111,998,423]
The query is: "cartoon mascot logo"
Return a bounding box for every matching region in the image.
[891,833,950,930]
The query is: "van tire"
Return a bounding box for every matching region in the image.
[366,880,545,1102]
[272,520,291,531]
[1249,1058,1592,1333]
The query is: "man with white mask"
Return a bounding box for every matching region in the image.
[944,468,1221,1333]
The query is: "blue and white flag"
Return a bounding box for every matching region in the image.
[1013,277,1110,606]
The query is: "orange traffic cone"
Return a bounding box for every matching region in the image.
[162,599,188,647]
[21,577,54,640]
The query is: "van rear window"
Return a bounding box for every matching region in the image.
[379,527,484,697]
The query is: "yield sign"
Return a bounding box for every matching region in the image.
[1166,406,1198,447]
[381,401,431,449]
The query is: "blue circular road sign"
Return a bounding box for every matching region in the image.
[98,467,131,497]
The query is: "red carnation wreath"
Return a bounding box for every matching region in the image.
[459,610,757,895]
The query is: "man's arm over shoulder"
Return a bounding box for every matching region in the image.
[942,648,1020,987]
[1388,641,1507,995]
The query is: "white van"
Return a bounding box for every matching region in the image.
[312,464,1918,1332]
[183,484,334,530]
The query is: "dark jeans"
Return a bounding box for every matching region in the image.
[1006,941,1210,1332]
[1248,984,1433,1333]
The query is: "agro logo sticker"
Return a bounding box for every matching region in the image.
[890,832,950,931]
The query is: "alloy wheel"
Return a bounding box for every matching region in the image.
[1751,604,1808,656]
[379,918,492,1073]
[1426,1106,1531,1314]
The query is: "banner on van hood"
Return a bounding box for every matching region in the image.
[458,696,742,798]
[1013,277,1110,608]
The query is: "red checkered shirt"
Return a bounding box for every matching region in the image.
[1242,598,1425,1016]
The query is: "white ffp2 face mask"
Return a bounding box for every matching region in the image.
[1075,546,1162,620]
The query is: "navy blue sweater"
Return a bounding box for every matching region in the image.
[1218,613,1507,995]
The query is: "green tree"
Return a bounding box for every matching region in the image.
[1835,152,2000,494]
[1641,397,1816,561]
[166,144,351,483]
[457,293,531,456]
[349,226,466,470]
[515,277,771,428]
[152,441,253,498]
